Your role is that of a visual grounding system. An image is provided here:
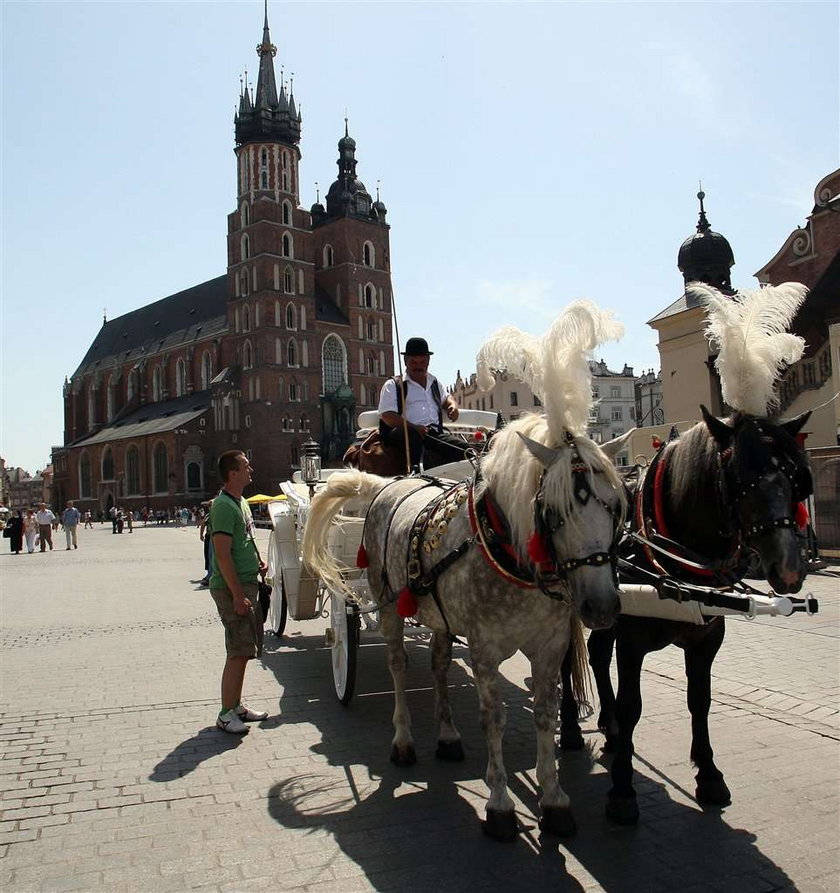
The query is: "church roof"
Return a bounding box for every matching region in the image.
[72,276,228,381]
[70,392,211,448]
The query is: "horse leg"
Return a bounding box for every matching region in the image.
[531,643,577,837]
[559,644,584,752]
[431,631,464,761]
[472,654,518,841]
[685,619,731,806]
[381,608,416,766]
[588,627,618,751]
[606,634,647,825]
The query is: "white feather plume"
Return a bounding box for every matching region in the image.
[690,281,807,416]
[476,300,624,440]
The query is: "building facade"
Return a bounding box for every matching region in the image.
[52,10,394,513]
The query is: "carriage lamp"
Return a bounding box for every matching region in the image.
[301,437,322,497]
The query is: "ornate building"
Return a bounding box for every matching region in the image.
[51,9,394,513]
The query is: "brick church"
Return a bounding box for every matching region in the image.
[51,9,394,514]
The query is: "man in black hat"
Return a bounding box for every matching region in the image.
[378,337,468,470]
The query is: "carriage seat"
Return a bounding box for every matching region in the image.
[356,408,497,435]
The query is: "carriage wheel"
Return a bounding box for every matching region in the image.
[266,530,288,636]
[330,592,359,705]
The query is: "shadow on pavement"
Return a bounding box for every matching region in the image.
[149,726,245,780]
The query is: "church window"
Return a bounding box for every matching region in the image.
[101,447,114,481]
[126,446,140,495]
[254,302,261,328]
[300,416,310,432]
[281,151,290,191]
[127,370,136,402]
[261,171,268,190]
[242,304,251,333]
[277,376,284,399]
[282,232,293,258]
[240,202,249,228]
[364,283,374,308]
[323,244,334,268]
[275,338,283,364]
[79,452,91,498]
[287,338,298,367]
[366,319,376,341]
[186,461,202,489]
[239,269,249,297]
[286,303,297,330]
[322,335,347,395]
[175,358,186,397]
[363,241,375,267]
[243,339,254,370]
[153,442,168,493]
[152,366,163,402]
[300,305,306,330]
[282,200,292,225]
[234,307,241,333]
[106,378,115,422]
[289,379,299,401]
[274,301,281,326]
[366,352,377,375]
[241,234,250,260]
[284,266,294,294]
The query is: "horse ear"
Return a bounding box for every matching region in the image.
[779,410,811,438]
[700,405,733,448]
[601,428,635,459]
[516,432,562,467]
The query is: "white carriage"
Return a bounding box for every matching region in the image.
[264,408,498,703]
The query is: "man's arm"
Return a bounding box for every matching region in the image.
[212,533,250,615]
[442,394,459,422]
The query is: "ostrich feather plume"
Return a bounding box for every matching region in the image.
[476,301,624,440]
[689,281,807,416]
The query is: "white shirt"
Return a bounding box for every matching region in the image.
[36,509,55,525]
[378,375,442,427]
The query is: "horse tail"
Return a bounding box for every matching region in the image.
[302,470,390,599]
[568,613,592,714]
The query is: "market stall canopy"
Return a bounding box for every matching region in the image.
[245,494,287,504]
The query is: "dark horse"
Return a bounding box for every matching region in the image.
[561,406,813,824]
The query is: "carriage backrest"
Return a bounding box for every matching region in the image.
[356,408,497,433]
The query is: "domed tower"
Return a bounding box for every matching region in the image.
[677,190,735,295]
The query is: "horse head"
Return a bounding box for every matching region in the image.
[701,406,812,594]
[496,421,626,629]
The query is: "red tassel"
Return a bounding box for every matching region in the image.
[473,430,485,442]
[527,531,552,566]
[356,544,369,568]
[396,587,418,617]
[795,502,809,531]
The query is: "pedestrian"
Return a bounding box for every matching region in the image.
[83,510,93,529]
[23,509,38,553]
[62,501,81,550]
[198,500,213,586]
[126,510,133,533]
[4,510,23,554]
[209,450,268,734]
[377,336,466,470]
[36,503,55,551]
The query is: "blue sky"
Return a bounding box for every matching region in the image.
[2,0,837,473]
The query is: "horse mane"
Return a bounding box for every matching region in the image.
[476,300,624,441]
[482,413,625,554]
[688,281,807,415]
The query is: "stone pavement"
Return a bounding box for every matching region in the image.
[1,523,837,892]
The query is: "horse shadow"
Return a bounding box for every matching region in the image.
[258,631,795,892]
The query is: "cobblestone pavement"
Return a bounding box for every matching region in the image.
[1,524,837,892]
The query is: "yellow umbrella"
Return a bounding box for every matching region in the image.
[245,494,287,504]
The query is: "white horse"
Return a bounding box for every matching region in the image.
[304,302,630,840]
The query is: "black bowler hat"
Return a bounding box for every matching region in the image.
[403,337,433,356]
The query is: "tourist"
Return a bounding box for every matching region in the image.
[62,501,80,550]
[36,503,55,551]
[23,509,38,553]
[5,510,23,555]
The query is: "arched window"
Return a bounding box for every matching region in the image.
[241,234,250,260]
[284,266,294,294]
[323,244,334,267]
[186,462,201,490]
[281,150,290,191]
[275,337,283,365]
[260,170,268,189]
[285,303,297,330]
[201,351,213,389]
[254,302,261,328]
[322,335,347,395]
[153,442,168,493]
[363,241,375,267]
[243,339,254,370]
[289,379,299,402]
[242,304,251,333]
[106,378,115,422]
[240,202,249,227]
[79,452,91,498]
[277,376,284,400]
[300,415,310,432]
[87,386,96,429]
[274,301,281,326]
[175,358,186,397]
[287,338,298,367]
[366,318,376,341]
[282,232,293,258]
[239,268,249,297]
[282,200,292,225]
[127,369,136,402]
[152,366,163,402]
[366,352,378,375]
[126,446,140,495]
[101,447,114,480]
[364,283,374,308]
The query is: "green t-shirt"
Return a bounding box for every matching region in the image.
[209,492,259,589]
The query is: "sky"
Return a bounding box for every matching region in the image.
[1,0,837,473]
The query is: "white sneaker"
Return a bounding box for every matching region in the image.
[216,709,249,734]
[236,703,268,722]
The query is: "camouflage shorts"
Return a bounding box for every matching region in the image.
[210,582,263,658]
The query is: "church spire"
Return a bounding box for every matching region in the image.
[254,0,278,110]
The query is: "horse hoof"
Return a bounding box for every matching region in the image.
[435,739,465,762]
[539,806,577,837]
[482,809,518,841]
[389,743,417,767]
[696,776,731,806]
[606,793,639,825]
[560,728,585,751]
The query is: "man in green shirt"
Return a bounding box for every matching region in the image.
[209,450,269,734]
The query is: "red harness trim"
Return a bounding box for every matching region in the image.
[468,485,537,589]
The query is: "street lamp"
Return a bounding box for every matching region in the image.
[301,437,321,498]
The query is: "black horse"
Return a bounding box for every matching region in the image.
[560,407,813,824]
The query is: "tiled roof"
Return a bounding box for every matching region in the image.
[72,276,228,380]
